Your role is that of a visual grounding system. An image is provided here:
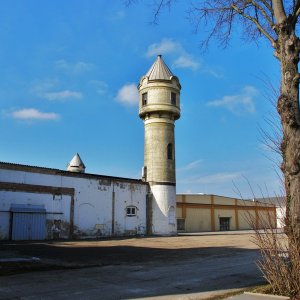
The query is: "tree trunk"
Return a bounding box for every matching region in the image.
[276,17,300,229]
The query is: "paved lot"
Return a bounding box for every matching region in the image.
[0,231,266,299]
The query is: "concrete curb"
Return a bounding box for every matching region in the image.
[227,292,290,300]
[244,292,289,299]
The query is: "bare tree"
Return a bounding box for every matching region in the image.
[129,0,300,229]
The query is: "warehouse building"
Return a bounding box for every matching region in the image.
[176,194,276,232]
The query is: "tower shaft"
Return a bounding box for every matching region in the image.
[144,115,175,184]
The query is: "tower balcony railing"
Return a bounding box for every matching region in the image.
[139,104,180,120]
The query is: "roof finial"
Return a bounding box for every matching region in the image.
[158,54,162,58]
[67,153,86,173]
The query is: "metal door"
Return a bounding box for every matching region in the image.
[125,206,138,234]
[11,205,46,240]
[219,217,230,231]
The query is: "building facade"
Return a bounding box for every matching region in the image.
[0,162,148,240]
[176,194,277,232]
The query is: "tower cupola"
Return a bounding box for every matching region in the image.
[138,55,181,121]
[67,153,86,173]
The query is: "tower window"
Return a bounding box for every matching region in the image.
[142,93,148,105]
[167,143,173,160]
[171,92,176,105]
[126,206,137,217]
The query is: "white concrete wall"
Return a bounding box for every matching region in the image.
[151,184,176,235]
[0,168,147,239]
[114,182,147,235]
[0,190,71,239]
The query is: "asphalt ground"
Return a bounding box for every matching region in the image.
[0,231,268,299]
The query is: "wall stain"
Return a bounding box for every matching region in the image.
[99,179,111,186]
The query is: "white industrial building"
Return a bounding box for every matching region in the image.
[0,159,148,240]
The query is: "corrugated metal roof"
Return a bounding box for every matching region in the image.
[10,204,46,213]
[146,55,174,80]
[68,153,85,168]
[0,161,147,184]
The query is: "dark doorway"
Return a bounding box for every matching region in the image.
[219,217,230,231]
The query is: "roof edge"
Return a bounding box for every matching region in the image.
[0,161,148,185]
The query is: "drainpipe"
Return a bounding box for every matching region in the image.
[112,182,115,235]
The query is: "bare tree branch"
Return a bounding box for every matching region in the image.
[260,0,274,14]
[293,0,300,24]
[231,4,276,44]
[153,0,165,24]
[272,0,287,24]
[250,0,275,28]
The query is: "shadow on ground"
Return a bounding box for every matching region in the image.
[0,239,258,270]
[0,237,266,299]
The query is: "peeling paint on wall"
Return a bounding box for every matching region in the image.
[46,219,70,239]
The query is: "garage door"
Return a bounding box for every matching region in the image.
[10,204,46,240]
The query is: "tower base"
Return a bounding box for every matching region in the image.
[149,184,177,235]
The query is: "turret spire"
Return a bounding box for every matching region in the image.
[145,55,174,81]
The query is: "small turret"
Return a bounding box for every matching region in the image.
[67,153,86,173]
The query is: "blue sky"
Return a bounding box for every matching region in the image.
[0,1,282,198]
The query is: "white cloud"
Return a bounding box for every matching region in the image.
[89,80,108,95]
[202,67,224,79]
[179,172,242,185]
[177,160,202,172]
[110,10,125,20]
[207,86,258,114]
[31,80,82,101]
[146,38,182,57]
[55,59,94,74]
[31,79,58,97]
[146,38,199,71]
[146,39,227,76]
[11,108,59,120]
[44,90,82,101]
[196,172,242,184]
[116,83,138,106]
[172,55,199,71]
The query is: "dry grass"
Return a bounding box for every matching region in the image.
[247,198,300,299]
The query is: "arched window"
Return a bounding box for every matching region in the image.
[167,143,173,160]
[171,92,176,105]
[142,92,147,105]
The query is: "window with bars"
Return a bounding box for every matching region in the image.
[126,206,137,216]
